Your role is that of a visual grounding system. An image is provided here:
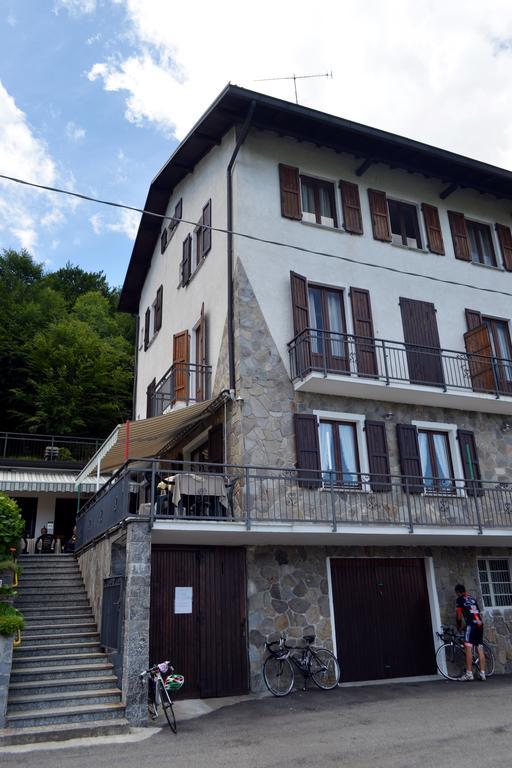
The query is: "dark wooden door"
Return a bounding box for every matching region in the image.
[150,546,248,699]
[330,558,436,682]
[54,498,77,542]
[400,298,444,386]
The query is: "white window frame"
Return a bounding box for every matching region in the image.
[313,410,370,492]
[412,420,465,496]
[387,195,426,252]
[465,216,501,270]
[477,557,512,609]
[299,173,340,230]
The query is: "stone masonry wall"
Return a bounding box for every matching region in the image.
[78,529,126,631]
[247,544,512,691]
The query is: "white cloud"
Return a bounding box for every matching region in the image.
[107,208,140,239]
[54,0,96,15]
[6,14,16,26]
[41,209,65,228]
[65,121,86,141]
[89,213,103,234]
[10,227,37,252]
[87,0,512,169]
[86,32,102,45]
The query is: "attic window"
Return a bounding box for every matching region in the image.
[388,199,422,249]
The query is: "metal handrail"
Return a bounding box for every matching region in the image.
[1,431,104,462]
[152,362,212,415]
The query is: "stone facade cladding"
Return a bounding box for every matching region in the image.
[247,544,512,691]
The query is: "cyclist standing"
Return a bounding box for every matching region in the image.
[454,583,486,681]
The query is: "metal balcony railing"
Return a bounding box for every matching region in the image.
[288,329,512,398]
[76,460,512,549]
[0,432,104,464]
[151,362,212,416]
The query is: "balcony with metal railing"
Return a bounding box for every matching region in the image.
[151,362,212,416]
[0,431,104,466]
[76,459,512,550]
[288,329,512,414]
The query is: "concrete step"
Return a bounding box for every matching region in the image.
[21,606,93,616]
[9,675,119,695]
[10,662,115,681]
[18,555,77,562]
[22,621,96,633]
[14,641,101,657]
[23,614,95,626]
[16,588,87,598]
[12,651,107,668]
[8,688,122,712]
[6,702,126,728]
[18,575,83,584]
[16,597,90,607]
[0,718,131,746]
[21,630,99,644]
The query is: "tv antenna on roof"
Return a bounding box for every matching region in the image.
[254,71,333,105]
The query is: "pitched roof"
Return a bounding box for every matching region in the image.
[119,84,512,313]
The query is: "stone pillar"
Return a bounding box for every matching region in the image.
[121,519,151,725]
[0,634,13,728]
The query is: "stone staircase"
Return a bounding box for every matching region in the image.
[2,554,129,744]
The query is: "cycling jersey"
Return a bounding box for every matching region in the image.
[456,593,483,627]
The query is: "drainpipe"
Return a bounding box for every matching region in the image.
[226,100,256,392]
[132,313,139,420]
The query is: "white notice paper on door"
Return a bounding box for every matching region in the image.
[174,586,193,614]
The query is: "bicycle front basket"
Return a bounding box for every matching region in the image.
[165,673,184,692]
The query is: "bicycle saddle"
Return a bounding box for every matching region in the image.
[303,634,315,644]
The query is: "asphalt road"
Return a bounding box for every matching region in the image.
[3,676,512,768]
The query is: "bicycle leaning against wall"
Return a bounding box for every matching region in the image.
[263,633,341,696]
[139,660,184,733]
[435,626,495,681]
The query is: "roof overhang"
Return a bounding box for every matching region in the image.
[75,398,219,484]
[119,84,512,314]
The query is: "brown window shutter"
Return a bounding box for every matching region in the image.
[463,325,495,392]
[457,429,483,497]
[465,309,482,330]
[293,413,321,488]
[195,302,207,401]
[421,203,445,255]
[279,164,302,220]
[146,378,156,418]
[174,198,182,226]
[172,330,190,403]
[396,424,423,494]
[290,272,311,375]
[399,298,444,386]
[160,228,168,254]
[350,288,377,376]
[448,211,470,261]
[365,421,391,491]
[154,285,163,332]
[201,199,211,257]
[181,234,192,285]
[368,189,391,242]
[495,223,512,271]
[339,180,363,234]
[208,423,224,472]
[144,308,151,350]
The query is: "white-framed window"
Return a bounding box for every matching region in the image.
[314,410,370,489]
[412,420,465,494]
[478,558,512,608]
[388,197,423,249]
[466,220,498,267]
[300,175,338,228]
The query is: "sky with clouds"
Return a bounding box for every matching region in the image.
[1,0,512,287]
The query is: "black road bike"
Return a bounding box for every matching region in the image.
[263,634,341,696]
[435,625,495,681]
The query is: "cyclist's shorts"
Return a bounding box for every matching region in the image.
[464,624,484,646]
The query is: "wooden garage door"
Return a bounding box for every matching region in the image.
[150,546,248,699]
[330,558,436,682]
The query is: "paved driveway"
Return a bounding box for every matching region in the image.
[2,676,511,768]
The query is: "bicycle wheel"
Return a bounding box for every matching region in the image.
[474,642,495,678]
[310,648,341,690]
[435,642,466,680]
[158,681,177,733]
[147,680,158,720]
[263,655,294,696]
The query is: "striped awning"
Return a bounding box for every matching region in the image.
[75,398,218,483]
[0,470,111,494]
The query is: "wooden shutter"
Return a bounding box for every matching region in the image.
[208,423,224,473]
[396,424,423,494]
[279,164,302,220]
[448,211,470,261]
[290,272,311,376]
[495,223,512,272]
[172,330,190,403]
[421,203,444,255]
[368,189,391,242]
[181,235,192,286]
[465,308,482,331]
[161,228,168,254]
[463,325,495,392]
[174,198,182,227]
[202,199,212,257]
[365,421,391,491]
[350,288,377,376]
[457,430,483,497]
[400,298,444,386]
[195,303,207,401]
[339,180,363,234]
[144,308,151,350]
[293,413,321,488]
[154,285,163,332]
[146,378,156,418]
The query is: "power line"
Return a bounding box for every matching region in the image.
[1,171,512,299]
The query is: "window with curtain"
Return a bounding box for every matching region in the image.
[319,420,360,487]
[307,285,347,371]
[418,430,455,493]
[466,221,497,267]
[300,176,337,228]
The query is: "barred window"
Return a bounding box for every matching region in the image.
[478,558,512,607]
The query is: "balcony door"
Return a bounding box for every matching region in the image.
[400,298,444,386]
[308,285,348,373]
[484,318,512,394]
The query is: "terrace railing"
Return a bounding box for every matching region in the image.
[76,460,512,549]
[151,362,212,416]
[288,329,512,398]
[0,432,104,464]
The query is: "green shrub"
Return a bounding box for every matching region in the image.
[58,447,74,461]
[0,494,24,557]
[0,603,24,637]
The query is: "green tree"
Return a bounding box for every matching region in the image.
[43,262,112,309]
